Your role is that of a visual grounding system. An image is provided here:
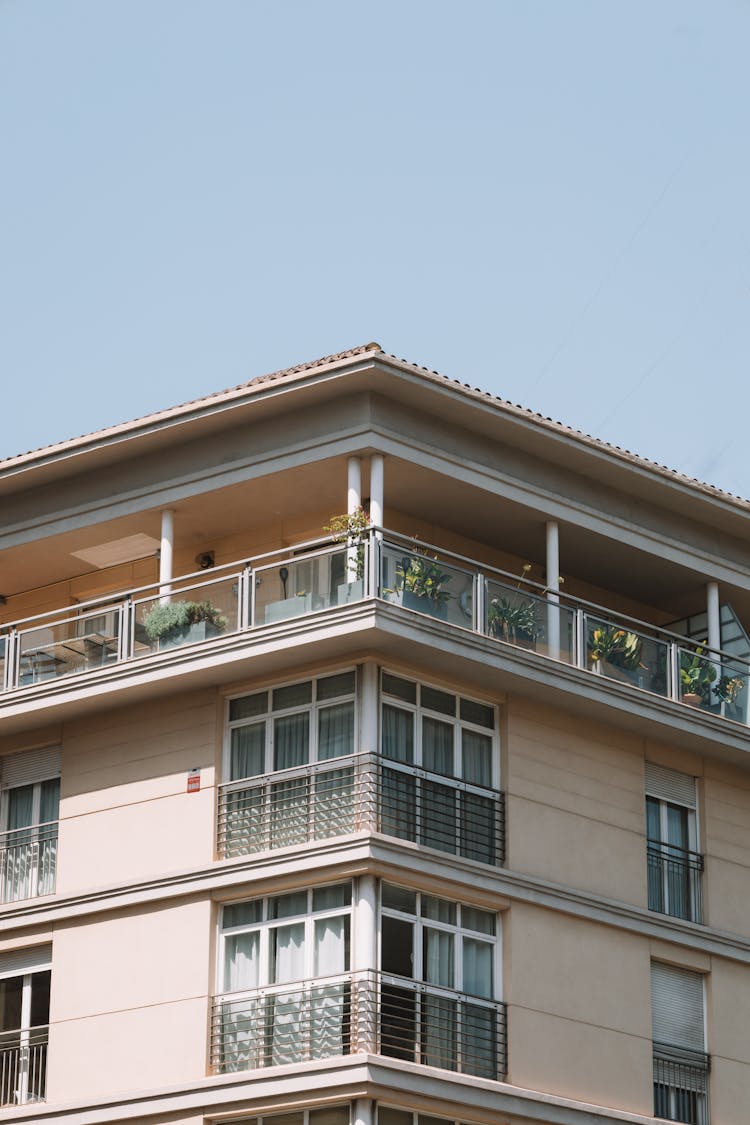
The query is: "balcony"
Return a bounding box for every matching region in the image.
[0,821,58,905]
[653,1043,710,1125]
[647,841,704,925]
[217,753,506,866]
[211,970,507,1081]
[1,529,749,734]
[0,1026,48,1107]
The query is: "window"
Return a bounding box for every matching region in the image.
[235,1110,350,1125]
[651,962,709,1124]
[646,763,702,923]
[215,883,352,1071]
[379,882,504,1078]
[380,672,501,864]
[222,672,357,854]
[0,749,61,904]
[0,946,51,1106]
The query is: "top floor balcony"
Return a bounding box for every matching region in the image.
[1,526,749,739]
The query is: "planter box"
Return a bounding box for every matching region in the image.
[337,581,364,606]
[157,621,223,650]
[403,590,449,621]
[264,593,325,624]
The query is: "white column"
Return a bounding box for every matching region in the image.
[354,874,378,1053]
[546,520,560,660]
[159,510,174,601]
[707,581,721,654]
[354,1101,375,1125]
[347,456,362,515]
[369,455,384,530]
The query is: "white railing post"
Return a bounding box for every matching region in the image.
[3,630,17,691]
[474,573,486,634]
[238,566,252,630]
[117,600,133,661]
[159,509,174,603]
[546,521,561,660]
[575,609,587,669]
[668,642,681,702]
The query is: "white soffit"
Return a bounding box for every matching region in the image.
[71,533,160,569]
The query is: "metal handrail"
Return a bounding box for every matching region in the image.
[211,970,507,1080]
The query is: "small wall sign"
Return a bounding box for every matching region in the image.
[187,768,201,793]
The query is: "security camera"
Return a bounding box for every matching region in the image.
[196,551,215,570]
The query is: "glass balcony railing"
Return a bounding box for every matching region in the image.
[217,753,506,867]
[2,527,750,735]
[211,970,507,1081]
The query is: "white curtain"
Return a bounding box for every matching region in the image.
[462,938,493,998]
[222,932,260,1070]
[231,723,265,780]
[422,717,453,775]
[311,916,349,1059]
[4,786,34,903]
[313,767,354,839]
[318,703,354,760]
[462,730,492,787]
[274,714,309,770]
[424,927,454,987]
[37,780,59,897]
[382,705,413,763]
[271,922,306,1065]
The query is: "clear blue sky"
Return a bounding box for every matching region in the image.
[2,1,749,497]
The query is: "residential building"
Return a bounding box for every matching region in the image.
[0,341,748,1125]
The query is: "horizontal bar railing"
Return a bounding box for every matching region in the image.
[653,1043,710,1124]
[0,821,58,904]
[217,754,505,867]
[0,1025,48,1106]
[211,971,506,1081]
[2,526,750,733]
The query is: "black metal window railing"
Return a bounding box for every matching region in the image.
[653,1043,710,1124]
[217,754,505,867]
[211,971,507,1082]
[647,841,704,924]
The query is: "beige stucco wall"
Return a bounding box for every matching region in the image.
[505,701,647,906]
[57,688,219,895]
[702,759,750,937]
[47,898,213,1102]
[505,901,653,1115]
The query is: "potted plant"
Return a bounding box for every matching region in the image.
[395,551,452,621]
[589,624,643,683]
[488,593,539,647]
[142,600,229,650]
[715,673,745,706]
[324,508,370,604]
[679,648,717,707]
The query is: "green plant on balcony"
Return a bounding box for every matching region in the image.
[142,600,229,646]
[715,673,745,705]
[395,551,453,618]
[589,625,643,673]
[679,648,717,706]
[324,507,370,581]
[488,594,538,644]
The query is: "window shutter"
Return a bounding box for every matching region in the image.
[651,962,705,1051]
[0,747,61,790]
[0,944,52,979]
[645,762,696,809]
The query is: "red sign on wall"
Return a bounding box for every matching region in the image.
[187,769,201,793]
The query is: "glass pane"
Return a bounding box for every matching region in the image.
[318,703,354,760]
[231,723,266,780]
[460,698,494,728]
[461,905,495,935]
[380,769,416,841]
[422,780,457,854]
[271,922,305,983]
[309,1108,350,1125]
[382,705,414,764]
[460,791,496,864]
[422,895,456,925]
[377,1110,412,1125]
[314,915,350,975]
[223,900,263,929]
[7,787,33,832]
[421,686,455,716]
[422,993,457,1070]
[224,932,260,992]
[30,970,50,1027]
[0,976,22,1032]
[273,682,313,710]
[318,671,355,701]
[382,883,416,914]
[462,730,492,787]
[134,578,237,654]
[646,796,662,841]
[270,891,308,919]
[381,916,413,977]
[422,717,453,775]
[313,884,350,911]
[462,938,493,997]
[463,1002,496,1078]
[666,804,689,850]
[423,927,454,987]
[40,779,60,824]
[230,692,268,722]
[274,713,310,770]
[382,672,416,704]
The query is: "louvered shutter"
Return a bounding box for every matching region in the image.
[651,962,705,1051]
[0,747,61,789]
[645,762,696,809]
[0,944,52,980]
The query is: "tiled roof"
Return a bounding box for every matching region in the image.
[1,340,748,511]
